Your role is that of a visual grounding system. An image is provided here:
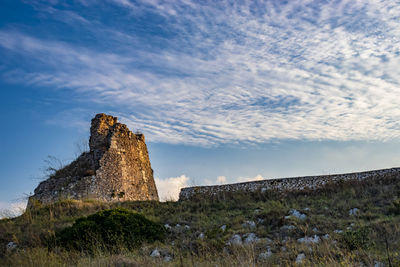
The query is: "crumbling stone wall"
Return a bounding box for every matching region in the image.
[28,113,159,208]
[179,168,400,201]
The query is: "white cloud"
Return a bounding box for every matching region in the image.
[216,176,227,184]
[237,174,265,183]
[155,175,190,201]
[1,1,400,145]
[0,201,26,219]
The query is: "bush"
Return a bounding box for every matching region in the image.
[57,208,165,252]
[389,199,400,215]
[257,200,286,227]
[341,226,371,250]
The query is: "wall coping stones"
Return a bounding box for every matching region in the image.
[179,167,400,201]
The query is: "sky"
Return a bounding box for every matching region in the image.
[1,0,400,215]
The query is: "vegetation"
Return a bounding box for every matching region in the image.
[341,226,371,251]
[57,208,166,253]
[1,173,400,266]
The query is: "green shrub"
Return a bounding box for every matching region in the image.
[389,199,400,215]
[341,226,371,250]
[205,226,224,240]
[56,208,165,252]
[257,200,286,227]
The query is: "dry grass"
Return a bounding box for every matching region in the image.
[1,173,400,266]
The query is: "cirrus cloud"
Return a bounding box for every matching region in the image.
[0,0,399,146]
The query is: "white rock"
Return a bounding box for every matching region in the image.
[242,220,256,229]
[280,225,296,231]
[258,248,272,260]
[261,188,267,193]
[297,235,320,244]
[198,233,205,240]
[286,209,307,220]
[374,261,385,267]
[244,233,259,244]
[184,225,190,230]
[295,253,306,264]
[334,229,343,234]
[322,234,330,240]
[312,227,318,232]
[220,225,227,232]
[6,242,17,251]
[150,249,161,257]
[164,224,171,230]
[349,208,359,216]
[164,255,173,262]
[223,246,230,254]
[229,234,242,246]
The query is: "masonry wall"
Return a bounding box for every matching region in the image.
[179,167,400,201]
[28,113,158,208]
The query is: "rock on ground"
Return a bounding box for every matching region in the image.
[286,209,307,220]
[297,235,320,244]
[228,234,242,246]
[296,253,306,264]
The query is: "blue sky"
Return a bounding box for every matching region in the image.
[1,0,400,212]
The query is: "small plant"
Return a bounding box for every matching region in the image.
[56,208,166,252]
[42,155,65,179]
[118,191,125,198]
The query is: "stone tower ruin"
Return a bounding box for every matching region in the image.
[28,113,159,208]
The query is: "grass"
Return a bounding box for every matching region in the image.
[1,172,400,266]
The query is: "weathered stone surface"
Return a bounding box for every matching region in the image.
[28,113,158,208]
[295,253,306,264]
[179,167,400,201]
[228,234,242,246]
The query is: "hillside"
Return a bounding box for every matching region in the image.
[1,172,400,266]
